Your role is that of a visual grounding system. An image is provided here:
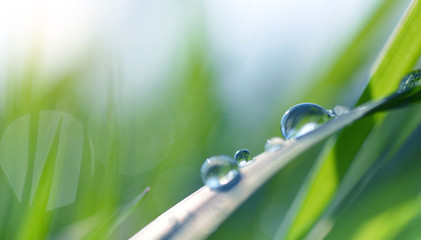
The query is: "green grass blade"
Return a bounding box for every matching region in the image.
[129,89,421,240]
[303,0,406,105]
[322,123,421,239]
[307,105,421,239]
[83,187,150,239]
[106,187,151,238]
[365,0,421,100]
[276,0,421,238]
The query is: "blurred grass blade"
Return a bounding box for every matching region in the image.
[304,0,405,105]
[84,187,150,239]
[46,113,83,210]
[305,104,421,240]
[320,124,421,239]
[106,187,151,238]
[16,111,85,239]
[52,214,101,240]
[130,89,420,240]
[30,111,84,209]
[0,115,30,201]
[277,0,421,239]
[30,111,61,206]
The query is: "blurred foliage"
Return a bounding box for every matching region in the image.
[0,0,420,239]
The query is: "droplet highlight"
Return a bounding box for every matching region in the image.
[398,70,421,92]
[234,149,253,167]
[201,155,240,190]
[281,103,332,140]
[265,137,285,152]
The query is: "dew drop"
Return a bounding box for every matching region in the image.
[201,155,240,190]
[234,149,253,167]
[281,103,332,140]
[398,70,421,92]
[331,105,350,116]
[265,137,285,152]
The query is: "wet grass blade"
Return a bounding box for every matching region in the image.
[129,87,421,240]
[367,87,421,113]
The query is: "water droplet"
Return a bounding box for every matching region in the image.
[234,149,253,167]
[265,137,285,152]
[398,70,421,92]
[281,103,332,140]
[331,105,350,116]
[201,155,240,190]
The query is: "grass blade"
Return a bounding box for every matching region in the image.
[366,0,421,100]
[84,187,150,239]
[130,87,420,240]
[321,122,421,239]
[304,0,406,105]
[305,104,421,240]
[276,0,421,238]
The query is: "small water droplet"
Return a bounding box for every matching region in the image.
[265,137,285,152]
[201,155,240,189]
[331,105,350,116]
[398,70,421,92]
[281,103,332,140]
[234,149,253,167]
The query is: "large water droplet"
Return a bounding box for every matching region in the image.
[398,70,421,92]
[265,137,285,152]
[234,149,253,167]
[201,155,240,190]
[281,103,332,140]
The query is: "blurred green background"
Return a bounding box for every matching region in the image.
[0,0,420,239]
